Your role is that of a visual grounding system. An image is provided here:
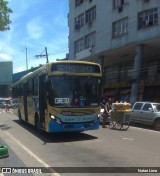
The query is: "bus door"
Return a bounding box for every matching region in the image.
[39,74,47,128]
[23,83,28,122]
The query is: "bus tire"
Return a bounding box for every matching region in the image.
[18,109,23,123]
[35,114,42,133]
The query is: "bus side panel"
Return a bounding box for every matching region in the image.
[19,97,25,121]
[27,97,35,125]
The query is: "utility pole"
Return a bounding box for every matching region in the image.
[45,47,49,63]
[35,47,49,63]
[26,47,28,70]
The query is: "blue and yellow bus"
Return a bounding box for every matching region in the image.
[12,61,102,133]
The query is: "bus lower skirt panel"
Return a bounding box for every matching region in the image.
[48,119,100,132]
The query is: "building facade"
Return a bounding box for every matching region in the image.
[68,0,160,103]
[0,61,13,97]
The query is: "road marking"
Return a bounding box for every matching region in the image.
[122,137,134,141]
[0,110,13,113]
[4,131,61,176]
[131,126,160,134]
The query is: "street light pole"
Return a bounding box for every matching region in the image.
[45,47,49,63]
[35,47,49,63]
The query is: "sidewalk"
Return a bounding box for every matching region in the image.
[0,138,34,176]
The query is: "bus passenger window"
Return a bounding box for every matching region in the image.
[27,79,32,96]
[33,77,38,96]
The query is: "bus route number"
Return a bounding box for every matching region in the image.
[55,98,69,104]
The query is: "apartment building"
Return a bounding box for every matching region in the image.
[0,61,13,97]
[68,0,160,103]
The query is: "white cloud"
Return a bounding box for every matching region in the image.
[27,18,44,39]
[0,53,12,60]
[17,67,25,72]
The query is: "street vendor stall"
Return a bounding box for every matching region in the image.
[109,102,131,130]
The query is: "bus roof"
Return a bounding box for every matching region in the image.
[12,61,101,87]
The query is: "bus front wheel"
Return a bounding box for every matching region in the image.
[18,109,23,123]
[35,115,42,133]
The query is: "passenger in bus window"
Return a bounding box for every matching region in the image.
[72,91,79,106]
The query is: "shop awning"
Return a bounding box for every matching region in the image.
[102,90,118,97]
[120,89,130,94]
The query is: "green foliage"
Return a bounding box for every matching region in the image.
[0,0,13,31]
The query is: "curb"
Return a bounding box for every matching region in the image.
[0,145,9,159]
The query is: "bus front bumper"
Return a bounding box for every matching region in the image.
[48,119,100,133]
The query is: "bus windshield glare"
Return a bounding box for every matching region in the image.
[48,75,101,107]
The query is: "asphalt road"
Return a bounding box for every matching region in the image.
[0,108,160,176]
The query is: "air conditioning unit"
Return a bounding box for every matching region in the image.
[118,6,123,12]
[114,31,118,37]
[75,23,80,30]
[87,21,92,27]
[144,20,149,27]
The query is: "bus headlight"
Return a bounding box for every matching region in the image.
[49,114,61,124]
[50,114,55,119]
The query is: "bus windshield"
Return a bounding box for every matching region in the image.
[48,75,101,107]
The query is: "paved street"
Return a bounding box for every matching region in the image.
[0,108,160,176]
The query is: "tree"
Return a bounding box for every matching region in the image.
[0,0,12,31]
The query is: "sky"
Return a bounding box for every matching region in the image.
[0,0,69,73]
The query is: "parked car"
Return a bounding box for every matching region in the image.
[130,102,160,131]
[0,98,13,109]
[0,98,6,108]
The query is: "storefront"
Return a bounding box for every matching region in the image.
[119,88,131,103]
[102,81,131,103]
[143,79,160,102]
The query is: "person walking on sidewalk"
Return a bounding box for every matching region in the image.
[5,100,10,112]
[102,97,113,128]
[101,98,108,128]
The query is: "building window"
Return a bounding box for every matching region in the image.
[85,6,96,24]
[75,14,84,30]
[138,8,158,29]
[105,65,119,82]
[75,38,84,53]
[75,0,84,7]
[112,17,128,38]
[113,0,128,12]
[143,0,150,3]
[85,32,95,49]
[113,0,124,8]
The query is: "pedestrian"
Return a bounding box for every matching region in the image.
[5,101,9,112]
[106,97,113,112]
[102,99,109,128]
[102,104,109,128]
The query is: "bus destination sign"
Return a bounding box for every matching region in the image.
[51,63,100,73]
